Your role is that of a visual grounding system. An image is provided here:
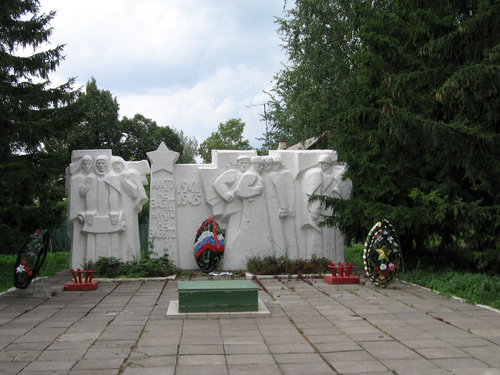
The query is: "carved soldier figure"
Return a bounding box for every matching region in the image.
[300,153,348,259]
[212,155,250,249]
[270,157,299,258]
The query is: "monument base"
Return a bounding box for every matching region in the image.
[323,275,360,284]
[178,280,258,313]
[166,299,270,319]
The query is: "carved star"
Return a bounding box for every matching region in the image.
[375,245,391,261]
[147,142,180,173]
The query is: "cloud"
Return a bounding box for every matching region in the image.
[41,0,288,147]
[118,64,272,143]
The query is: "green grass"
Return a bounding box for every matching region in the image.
[345,242,500,310]
[0,251,70,293]
[345,243,365,268]
[401,268,500,309]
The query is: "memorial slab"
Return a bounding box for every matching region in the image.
[148,145,352,271]
[67,144,352,271]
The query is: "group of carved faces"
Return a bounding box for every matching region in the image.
[237,156,285,175]
[79,155,129,176]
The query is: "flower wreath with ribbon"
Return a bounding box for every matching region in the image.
[363,220,402,288]
[194,217,225,273]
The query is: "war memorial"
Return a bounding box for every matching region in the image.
[66,144,352,271]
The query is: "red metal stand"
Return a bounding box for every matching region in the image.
[324,262,360,284]
[64,269,98,291]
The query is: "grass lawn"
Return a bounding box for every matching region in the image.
[0,251,70,293]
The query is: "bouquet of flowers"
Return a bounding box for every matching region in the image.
[14,229,50,289]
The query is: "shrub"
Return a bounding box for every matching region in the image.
[84,252,177,278]
[246,255,330,275]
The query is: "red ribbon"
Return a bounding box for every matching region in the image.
[197,217,221,250]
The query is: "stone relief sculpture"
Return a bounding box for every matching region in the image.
[231,157,272,261]
[202,151,351,269]
[212,155,249,249]
[67,150,150,269]
[299,153,352,260]
[68,147,351,271]
[269,157,299,258]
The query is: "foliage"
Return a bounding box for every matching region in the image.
[175,129,198,164]
[0,0,78,251]
[246,254,330,275]
[268,0,500,270]
[69,77,121,152]
[84,252,177,278]
[344,243,364,268]
[118,113,183,161]
[70,79,185,161]
[198,118,253,163]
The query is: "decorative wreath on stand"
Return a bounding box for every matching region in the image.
[194,217,225,273]
[14,229,50,289]
[363,220,402,288]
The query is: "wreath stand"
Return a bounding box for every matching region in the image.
[10,239,53,299]
[64,269,98,291]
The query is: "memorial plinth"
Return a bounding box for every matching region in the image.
[178,280,258,313]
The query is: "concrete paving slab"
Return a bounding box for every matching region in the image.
[415,346,469,359]
[330,359,389,374]
[178,344,225,355]
[71,357,126,371]
[126,354,177,368]
[224,343,270,355]
[225,353,276,365]
[227,363,282,375]
[278,361,333,375]
[272,353,325,363]
[430,357,491,371]
[176,364,228,375]
[122,366,175,375]
[0,361,31,375]
[23,359,77,372]
[1,274,500,374]
[267,342,316,354]
[68,370,118,375]
[176,354,226,366]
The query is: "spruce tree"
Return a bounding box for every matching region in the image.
[0,0,77,250]
[270,0,500,269]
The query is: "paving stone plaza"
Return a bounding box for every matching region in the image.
[1,272,500,375]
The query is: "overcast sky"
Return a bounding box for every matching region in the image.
[40,0,291,149]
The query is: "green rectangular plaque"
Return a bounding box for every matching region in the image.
[178,280,258,313]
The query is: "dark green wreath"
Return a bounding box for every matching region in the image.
[14,229,50,289]
[363,220,402,288]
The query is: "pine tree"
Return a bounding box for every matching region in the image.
[270,0,500,269]
[0,0,77,250]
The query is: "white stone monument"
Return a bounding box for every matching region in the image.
[67,145,352,271]
[147,143,352,271]
[66,150,150,269]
